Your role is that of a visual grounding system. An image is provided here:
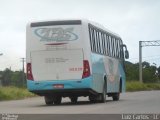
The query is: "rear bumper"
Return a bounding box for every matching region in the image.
[27,76,96,96]
[29,88,97,97]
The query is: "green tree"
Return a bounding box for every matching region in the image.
[1,69,26,87]
[1,68,12,86]
[11,71,24,87]
[125,61,159,83]
[125,61,139,81]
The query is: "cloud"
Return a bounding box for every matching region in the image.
[0,0,160,70]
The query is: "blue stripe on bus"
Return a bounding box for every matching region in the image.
[27,76,92,91]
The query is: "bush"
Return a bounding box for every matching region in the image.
[126,81,160,92]
[0,86,35,101]
[146,83,160,90]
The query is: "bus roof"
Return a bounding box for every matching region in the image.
[28,19,121,39]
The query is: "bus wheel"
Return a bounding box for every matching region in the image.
[89,95,97,103]
[53,96,62,105]
[70,96,78,103]
[44,96,53,105]
[99,83,106,103]
[112,79,121,101]
[112,93,120,101]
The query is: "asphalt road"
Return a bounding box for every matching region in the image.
[0,91,160,114]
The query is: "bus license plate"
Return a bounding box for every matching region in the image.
[53,84,64,89]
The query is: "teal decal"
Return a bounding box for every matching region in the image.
[34,27,78,42]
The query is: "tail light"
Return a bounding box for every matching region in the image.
[27,63,34,80]
[82,60,90,78]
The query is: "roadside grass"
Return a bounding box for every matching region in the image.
[0,86,36,101]
[0,82,160,101]
[126,81,160,92]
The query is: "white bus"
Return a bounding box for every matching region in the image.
[26,19,129,105]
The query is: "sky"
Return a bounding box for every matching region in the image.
[0,0,160,70]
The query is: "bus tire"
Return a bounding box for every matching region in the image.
[70,96,78,103]
[44,96,54,105]
[53,96,62,105]
[112,93,120,101]
[89,95,97,103]
[112,79,121,101]
[99,82,106,103]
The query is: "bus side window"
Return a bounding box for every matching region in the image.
[110,36,113,57]
[120,41,124,59]
[91,28,94,52]
[88,24,125,59]
[99,32,103,54]
[113,38,116,58]
[107,36,111,56]
[115,39,118,58]
[89,26,93,51]
[117,40,121,58]
[101,33,106,55]
[97,31,101,54]
[112,38,115,57]
[104,34,108,56]
[94,30,97,53]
